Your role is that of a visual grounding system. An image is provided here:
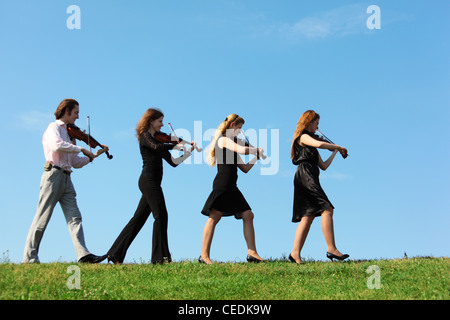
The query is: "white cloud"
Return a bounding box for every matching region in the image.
[194,2,413,44]
[280,3,369,40]
[13,110,53,133]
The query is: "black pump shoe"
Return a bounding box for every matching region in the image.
[288,254,301,264]
[198,255,214,265]
[247,254,264,263]
[326,252,349,261]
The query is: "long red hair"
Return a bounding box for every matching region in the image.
[290,110,320,159]
[136,108,164,139]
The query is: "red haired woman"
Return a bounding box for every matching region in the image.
[106,108,195,264]
[289,110,349,264]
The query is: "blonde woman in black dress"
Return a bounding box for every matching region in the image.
[200,114,265,264]
[289,110,349,264]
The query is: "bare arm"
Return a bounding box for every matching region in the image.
[300,133,346,154]
[218,136,259,156]
[236,154,258,173]
[318,150,338,171]
[218,137,260,173]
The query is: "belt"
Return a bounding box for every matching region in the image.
[44,163,71,175]
[294,160,315,166]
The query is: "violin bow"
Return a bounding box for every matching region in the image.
[167,122,202,152]
[316,129,334,144]
[166,123,178,143]
[317,129,348,158]
[87,116,91,154]
[240,129,266,160]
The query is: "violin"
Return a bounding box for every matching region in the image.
[313,129,348,159]
[67,123,113,160]
[239,129,267,160]
[154,123,202,152]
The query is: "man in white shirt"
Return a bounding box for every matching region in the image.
[23,98,109,263]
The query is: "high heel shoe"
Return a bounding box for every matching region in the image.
[326,252,349,261]
[198,255,209,264]
[247,254,264,263]
[288,254,301,264]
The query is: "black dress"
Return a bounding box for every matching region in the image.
[292,130,334,222]
[108,132,178,264]
[201,137,251,219]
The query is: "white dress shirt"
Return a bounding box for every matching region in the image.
[42,120,91,172]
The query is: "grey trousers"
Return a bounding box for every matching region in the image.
[23,168,91,263]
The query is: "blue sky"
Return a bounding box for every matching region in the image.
[0,0,448,263]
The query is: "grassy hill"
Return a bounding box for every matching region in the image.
[0,256,448,300]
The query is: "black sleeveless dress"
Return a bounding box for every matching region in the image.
[292,130,334,222]
[201,137,251,219]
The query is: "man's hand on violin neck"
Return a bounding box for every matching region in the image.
[81,148,95,160]
[81,145,109,160]
[94,145,109,158]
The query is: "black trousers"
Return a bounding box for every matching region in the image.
[108,172,170,264]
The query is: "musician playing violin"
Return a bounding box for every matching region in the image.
[106,108,195,264]
[23,98,109,264]
[199,114,265,264]
[289,110,349,264]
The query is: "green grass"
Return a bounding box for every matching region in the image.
[0,256,448,300]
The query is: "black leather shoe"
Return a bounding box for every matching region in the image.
[326,252,349,261]
[78,254,107,264]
